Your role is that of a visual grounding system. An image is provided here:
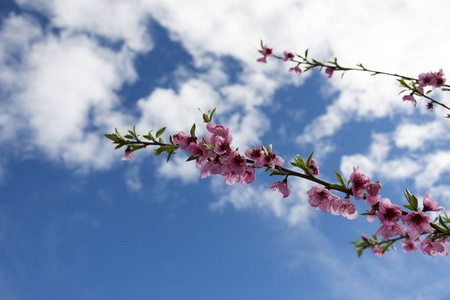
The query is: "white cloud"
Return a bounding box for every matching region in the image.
[16,0,153,51]
[157,155,200,184]
[394,118,450,151]
[210,178,315,227]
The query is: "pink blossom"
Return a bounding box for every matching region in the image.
[307,186,339,213]
[418,72,436,87]
[283,51,295,61]
[305,158,319,176]
[349,166,370,200]
[376,198,402,226]
[367,206,376,222]
[421,237,448,257]
[265,151,284,169]
[200,159,224,179]
[402,95,417,107]
[372,247,384,257]
[366,182,381,206]
[121,147,134,161]
[361,234,368,241]
[422,192,444,212]
[325,67,334,78]
[257,44,274,63]
[331,198,358,220]
[289,66,302,76]
[257,57,267,63]
[245,146,264,165]
[226,150,247,176]
[269,181,290,199]
[240,166,256,186]
[432,69,446,88]
[401,211,434,241]
[376,223,405,239]
[401,239,419,253]
[223,171,241,185]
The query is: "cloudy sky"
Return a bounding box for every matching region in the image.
[1,0,450,299]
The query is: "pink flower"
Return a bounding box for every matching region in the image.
[121,147,134,161]
[349,166,370,200]
[432,69,446,88]
[401,211,434,241]
[305,158,319,176]
[257,57,267,63]
[418,72,436,87]
[240,166,256,186]
[421,237,448,257]
[283,51,295,61]
[265,151,285,169]
[376,198,402,226]
[289,65,302,76]
[325,67,334,78]
[269,181,290,198]
[226,150,247,176]
[401,239,419,253]
[367,206,376,222]
[307,186,339,213]
[376,223,405,239]
[361,234,368,241]
[422,192,444,212]
[257,44,274,63]
[366,182,381,206]
[402,95,417,107]
[200,159,224,179]
[331,198,358,220]
[372,247,384,257]
[245,146,264,165]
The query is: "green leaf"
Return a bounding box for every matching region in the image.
[269,170,286,176]
[306,152,313,169]
[156,127,166,138]
[124,134,134,139]
[329,184,345,190]
[357,248,363,258]
[104,133,120,142]
[404,189,418,211]
[403,204,414,210]
[209,108,216,121]
[190,123,196,136]
[115,128,125,141]
[166,150,176,162]
[114,143,125,150]
[186,155,197,162]
[335,170,346,187]
[438,216,450,232]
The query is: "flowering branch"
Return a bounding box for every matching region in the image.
[257,41,450,114]
[105,43,450,259]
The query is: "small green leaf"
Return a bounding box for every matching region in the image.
[114,143,125,150]
[209,108,216,121]
[335,170,346,187]
[190,123,196,136]
[156,127,166,138]
[124,134,134,139]
[306,152,313,169]
[403,204,414,210]
[186,155,197,162]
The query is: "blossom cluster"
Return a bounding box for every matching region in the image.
[305,166,374,221]
[172,122,288,196]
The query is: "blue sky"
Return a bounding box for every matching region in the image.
[1,0,450,299]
